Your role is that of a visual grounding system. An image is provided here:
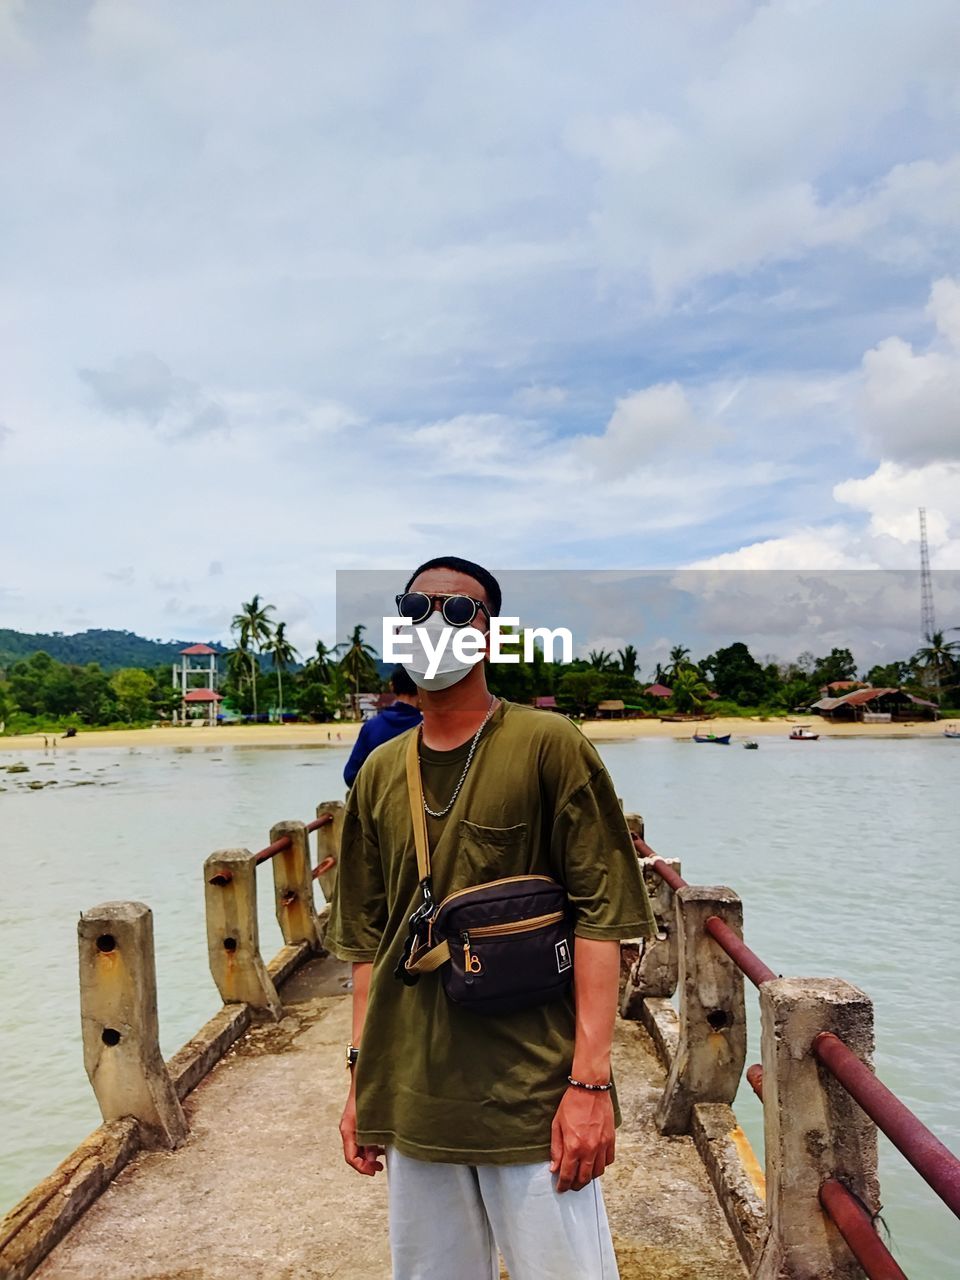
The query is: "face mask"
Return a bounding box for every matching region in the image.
[400,611,485,691]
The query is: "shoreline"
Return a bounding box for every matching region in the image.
[0,714,951,752]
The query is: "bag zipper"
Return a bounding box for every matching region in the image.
[437,874,557,912]
[460,911,566,978]
[466,910,565,938]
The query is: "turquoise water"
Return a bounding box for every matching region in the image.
[0,736,957,1276]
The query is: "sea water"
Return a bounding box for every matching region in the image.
[0,736,957,1277]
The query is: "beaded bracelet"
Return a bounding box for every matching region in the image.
[567,1075,613,1092]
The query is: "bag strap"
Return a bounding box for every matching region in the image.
[403,730,450,975]
[405,728,432,882]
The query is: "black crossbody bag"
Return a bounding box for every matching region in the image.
[396,729,574,1015]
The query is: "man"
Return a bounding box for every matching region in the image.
[342,664,421,788]
[326,556,656,1280]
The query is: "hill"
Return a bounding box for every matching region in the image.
[0,628,228,672]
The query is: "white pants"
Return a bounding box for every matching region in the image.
[386,1147,620,1280]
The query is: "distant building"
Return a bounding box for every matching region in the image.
[173,644,220,726]
[819,679,870,697]
[644,683,673,699]
[811,687,939,723]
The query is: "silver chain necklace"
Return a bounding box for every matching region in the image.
[420,697,498,819]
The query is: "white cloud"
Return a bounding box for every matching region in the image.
[859,276,960,464]
[2,2,960,647]
[688,526,879,571]
[513,385,568,411]
[577,383,709,477]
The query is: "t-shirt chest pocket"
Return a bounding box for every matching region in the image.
[454,819,529,883]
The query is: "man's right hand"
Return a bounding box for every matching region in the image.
[339,1091,384,1176]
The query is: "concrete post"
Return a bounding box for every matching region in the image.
[204,848,282,1020]
[78,901,188,1148]
[655,884,746,1135]
[314,801,344,904]
[621,848,681,1017]
[752,978,879,1280]
[270,820,322,949]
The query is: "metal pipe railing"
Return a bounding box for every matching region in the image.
[253,812,333,866]
[813,1032,960,1219]
[819,1179,907,1280]
[703,915,777,987]
[746,1063,764,1100]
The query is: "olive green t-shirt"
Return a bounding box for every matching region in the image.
[325,700,656,1165]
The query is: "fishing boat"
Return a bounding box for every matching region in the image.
[692,731,731,744]
[743,739,759,750]
[789,726,819,741]
[944,723,960,739]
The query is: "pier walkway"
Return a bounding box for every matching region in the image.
[6,805,958,1280]
[31,956,746,1280]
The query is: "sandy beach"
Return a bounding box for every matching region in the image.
[1,714,950,752]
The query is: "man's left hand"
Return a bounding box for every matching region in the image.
[549,1086,616,1193]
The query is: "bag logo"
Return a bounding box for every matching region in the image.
[555,939,572,973]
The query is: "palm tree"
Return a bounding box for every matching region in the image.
[670,667,712,714]
[667,645,693,681]
[306,639,334,682]
[264,621,299,721]
[231,594,276,720]
[336,624,379,716]
[588,649,615,672]
[913,630,960,702]
[617,644,638,678]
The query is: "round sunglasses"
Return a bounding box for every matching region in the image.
[395,591,491,628]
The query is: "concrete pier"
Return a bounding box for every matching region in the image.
[30,955,747,1280]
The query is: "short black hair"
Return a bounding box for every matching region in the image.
[390,664,419,697]
[404,556,502,616]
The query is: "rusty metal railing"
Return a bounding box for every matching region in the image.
[253,813,332,866]
[631,830,959,1279]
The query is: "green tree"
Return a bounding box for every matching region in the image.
[617,645,638,678]
[556,670,606,717]
[670,668,712,713]
[264,621,300,720]
[336,625,379,715]
[811,647,858,688]
[231,595,276,720]
[703,642,767,705]
[306,639,334,682]
[110,668,157,722]
[866,660,913,689]
[587,649,615,672]
[667,645,693,681]
[912,630,960,703]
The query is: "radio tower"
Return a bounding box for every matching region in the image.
[919,507,936,642]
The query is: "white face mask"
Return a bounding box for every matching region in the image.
[400,611,485,691]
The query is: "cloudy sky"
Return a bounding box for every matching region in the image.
[2,0,959,661]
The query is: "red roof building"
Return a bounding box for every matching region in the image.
[180,644,218,656]
[183,689,224,702]
[644,683,673,698]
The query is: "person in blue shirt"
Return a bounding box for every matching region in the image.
[343,665,422,788]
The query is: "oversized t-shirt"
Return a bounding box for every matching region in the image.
[325,700,656,1165]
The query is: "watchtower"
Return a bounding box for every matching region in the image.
[173,644,221,726]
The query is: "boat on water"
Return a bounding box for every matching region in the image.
[743,739,759,750]
[789,726,819,741]
[944,723,960,739]
[692,731,731,744]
